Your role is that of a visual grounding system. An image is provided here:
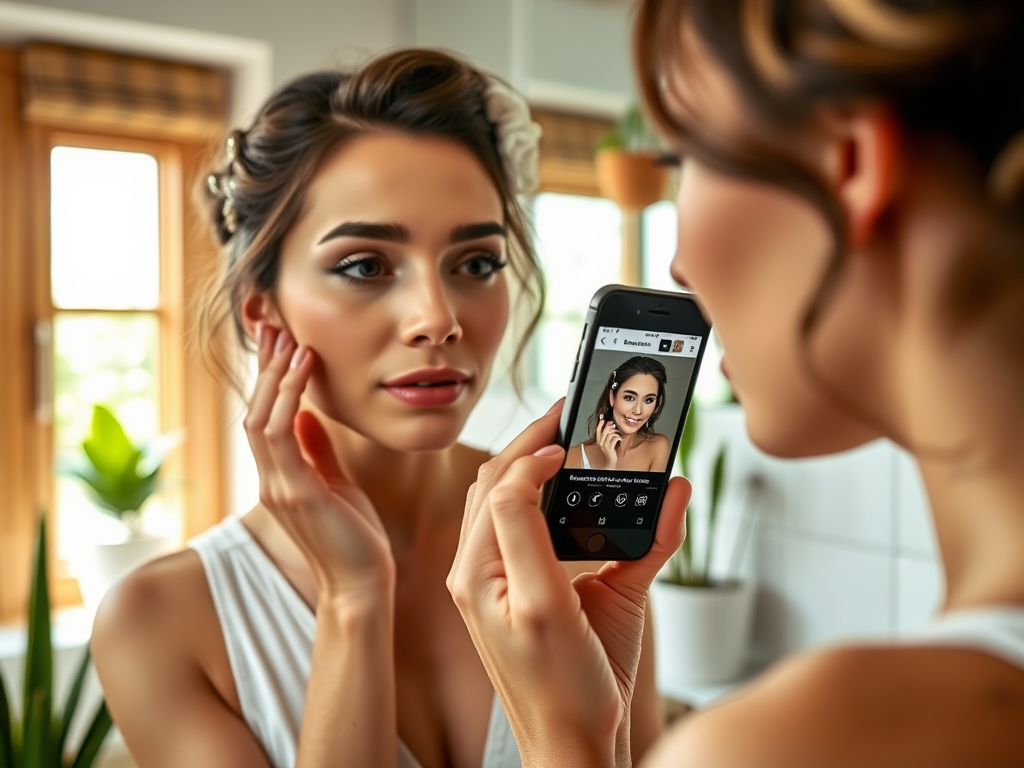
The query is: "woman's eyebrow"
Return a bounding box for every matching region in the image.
[450,222,506,243]
[317,221,410,244]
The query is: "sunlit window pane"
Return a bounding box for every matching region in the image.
[53,313,161,559]
[534,193,623,318]
[50,147,160,310]
[642,201,681,293]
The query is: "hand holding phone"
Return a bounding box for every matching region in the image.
[543,285,711,561]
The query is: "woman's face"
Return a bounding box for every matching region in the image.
[608,373,660,435]
[266,133,510,452]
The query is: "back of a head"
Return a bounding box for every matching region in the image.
[636,0,1024,211]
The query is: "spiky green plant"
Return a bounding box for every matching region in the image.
[666,409,730,587]
[0,515,113,768]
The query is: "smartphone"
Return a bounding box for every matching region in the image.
[543,285,711,561]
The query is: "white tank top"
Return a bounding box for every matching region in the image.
[190,517,522,768]
[581,444,593,470]
[910,606,1024,670]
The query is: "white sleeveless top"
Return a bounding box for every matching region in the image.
[190,517,522,768]
[910,606,1024,670]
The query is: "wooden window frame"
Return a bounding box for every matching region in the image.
[0,47,229,622]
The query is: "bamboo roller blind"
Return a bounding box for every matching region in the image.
[21,42,225,140]
[533,108,615,197]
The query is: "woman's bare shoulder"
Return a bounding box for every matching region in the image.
[92,548,220,672]
[647,645,1024,768]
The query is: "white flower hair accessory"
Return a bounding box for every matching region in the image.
[484,78,542,196]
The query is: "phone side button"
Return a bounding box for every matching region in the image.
[586,533,606,554]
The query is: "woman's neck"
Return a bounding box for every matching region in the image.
[895,164,1024,610]
[328,425,468,543]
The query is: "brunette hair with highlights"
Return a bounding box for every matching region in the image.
[195,48,544,395]
[635,0,1024,439]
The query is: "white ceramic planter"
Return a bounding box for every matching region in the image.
[650,578,756,687]
[73,528,176,612]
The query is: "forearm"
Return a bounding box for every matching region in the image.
[296,589,397,768]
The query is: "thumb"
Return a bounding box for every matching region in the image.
[600,476,690,593]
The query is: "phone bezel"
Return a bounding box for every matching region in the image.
[543,285,711,561]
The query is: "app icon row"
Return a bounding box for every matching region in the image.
[565,490,649,508]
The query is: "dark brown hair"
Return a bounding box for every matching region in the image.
[587,355,668,443]
[196,48,544,395]
[635,0,1024,440]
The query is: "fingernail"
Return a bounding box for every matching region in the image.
[290,345,308,369]
[534,444,562,457]
[545,397,565,416]
[274,329,292,356]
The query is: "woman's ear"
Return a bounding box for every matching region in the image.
[824,107,901,249]
[241,289,283,343]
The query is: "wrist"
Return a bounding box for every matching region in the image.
[318,583,394,625]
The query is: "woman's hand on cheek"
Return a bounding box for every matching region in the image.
[245,326,395,601]
[447,401,690,768]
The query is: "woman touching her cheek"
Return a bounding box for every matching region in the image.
[91,49,665,768]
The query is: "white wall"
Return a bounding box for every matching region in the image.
[2,0,406,85]
[690,406,945,666]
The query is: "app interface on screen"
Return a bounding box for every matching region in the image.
[552,326,702,531]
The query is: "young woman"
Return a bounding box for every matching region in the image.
[90,49,664,768]
[564,356,671,472]
[448,1,1024,766]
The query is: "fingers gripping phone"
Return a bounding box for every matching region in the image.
[543,286,711,561]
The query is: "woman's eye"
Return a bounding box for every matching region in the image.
[457,253,507,279]
[329,256,389,282]
[646,397,656,404]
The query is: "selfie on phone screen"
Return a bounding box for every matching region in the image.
[563,336,700,474]
[545,287,709,561]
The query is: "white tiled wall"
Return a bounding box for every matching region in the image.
[688,405,946,663]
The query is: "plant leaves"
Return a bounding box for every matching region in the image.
[23,514,53,765]
[0,671,13,768]
[21,687,50,768]
[54,646,93,765]
[137,429,185,477]
[701,446,728,584]
[72,405,173,517]
[68,702,112,768]
[82,406,135,483]
[677,408,699,477]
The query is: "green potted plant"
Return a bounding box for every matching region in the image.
[59,404,180,611]
[0,515,113,767]
[650,408,763,687]
[595,104,670,211]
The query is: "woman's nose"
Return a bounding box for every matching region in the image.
[398,277,462,347]
[670,252,692,290]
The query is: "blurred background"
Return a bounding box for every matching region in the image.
[0,0,942,761]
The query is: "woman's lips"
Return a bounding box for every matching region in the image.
[381,368,470,408]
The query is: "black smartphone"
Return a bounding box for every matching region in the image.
[543,285,711,561]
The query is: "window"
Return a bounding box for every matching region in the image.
[532,192,624,399]
[0,45,229,620]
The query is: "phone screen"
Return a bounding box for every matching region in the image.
[545,290,708,560]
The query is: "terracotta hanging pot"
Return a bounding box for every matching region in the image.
[595,149,670,210]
